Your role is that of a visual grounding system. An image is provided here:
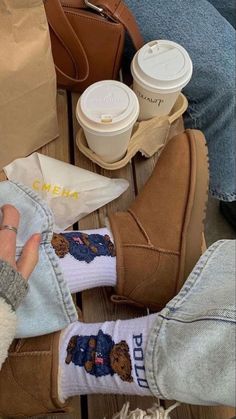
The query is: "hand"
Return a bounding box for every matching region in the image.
[0,204,40,280]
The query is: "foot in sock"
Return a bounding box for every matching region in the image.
[58,314,157,402]
[52,228,117,293]
[51,131,209,312]
[0,313,157,416]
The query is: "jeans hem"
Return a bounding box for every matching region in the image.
[210,188,236,202]
[145,314,164,399]
[144,240,230,399]
[10,181,78,337]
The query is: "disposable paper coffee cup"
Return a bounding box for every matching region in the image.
[76,80,139,163]
[131,40,193,121]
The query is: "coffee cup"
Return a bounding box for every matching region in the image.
[76,80,140,163]
[131,40,193,121]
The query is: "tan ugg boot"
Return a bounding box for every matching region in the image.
[109,129,209,311]
[0,331,70,417]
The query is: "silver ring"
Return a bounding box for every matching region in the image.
[0,225,18,234]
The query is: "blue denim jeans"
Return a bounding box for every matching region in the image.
[146,240,236,406]
[124,0,236,202]
[0,181,78,338]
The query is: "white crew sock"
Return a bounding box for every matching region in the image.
[58,314,158,402]
[52,228,117,293]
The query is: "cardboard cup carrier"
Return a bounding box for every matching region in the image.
[131,40,193,121]
[76,81,139,163]
[77,93,188,170]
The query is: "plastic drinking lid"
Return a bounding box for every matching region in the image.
[79,80,138,127]
[132,40,193,92]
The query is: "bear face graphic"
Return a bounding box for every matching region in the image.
[65,330,133,383]
[51,233,69,258]
[110,341,133,383]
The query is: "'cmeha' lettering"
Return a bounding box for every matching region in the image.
[32,180,79,200]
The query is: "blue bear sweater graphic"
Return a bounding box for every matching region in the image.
[71,330,115,377]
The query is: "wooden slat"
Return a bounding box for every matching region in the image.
[71,92,156,419]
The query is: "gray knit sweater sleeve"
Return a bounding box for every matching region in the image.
[0,260,28,310]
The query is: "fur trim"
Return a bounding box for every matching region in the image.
[0,297,16,370]
[111,402,180,419]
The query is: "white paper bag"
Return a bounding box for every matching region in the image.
[4,153,129,230]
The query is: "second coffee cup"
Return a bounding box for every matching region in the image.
[76,80,139,163]
[131,40,193,121]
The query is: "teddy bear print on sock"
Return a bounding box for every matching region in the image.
[65,330,133,383]
[58,314,157,401]
[51,228,117,293]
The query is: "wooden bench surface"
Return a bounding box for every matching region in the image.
[1,90,235,419]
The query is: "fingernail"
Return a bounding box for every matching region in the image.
[33,233,41,243]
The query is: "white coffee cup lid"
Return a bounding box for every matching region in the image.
[131,40,193,93]
[76,80,139,134]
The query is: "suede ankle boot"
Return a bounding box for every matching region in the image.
[0,332,69,417]
[109,130,209,311]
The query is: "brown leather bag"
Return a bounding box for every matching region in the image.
[44,0,144,92]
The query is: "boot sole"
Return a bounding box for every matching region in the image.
[176,129,209,293]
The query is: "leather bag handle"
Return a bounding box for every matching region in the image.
[44,0,89,85]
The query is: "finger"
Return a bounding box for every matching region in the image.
[0,205,20,265]
[17,234,41,280]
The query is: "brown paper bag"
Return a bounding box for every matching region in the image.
[0,0,58,169]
